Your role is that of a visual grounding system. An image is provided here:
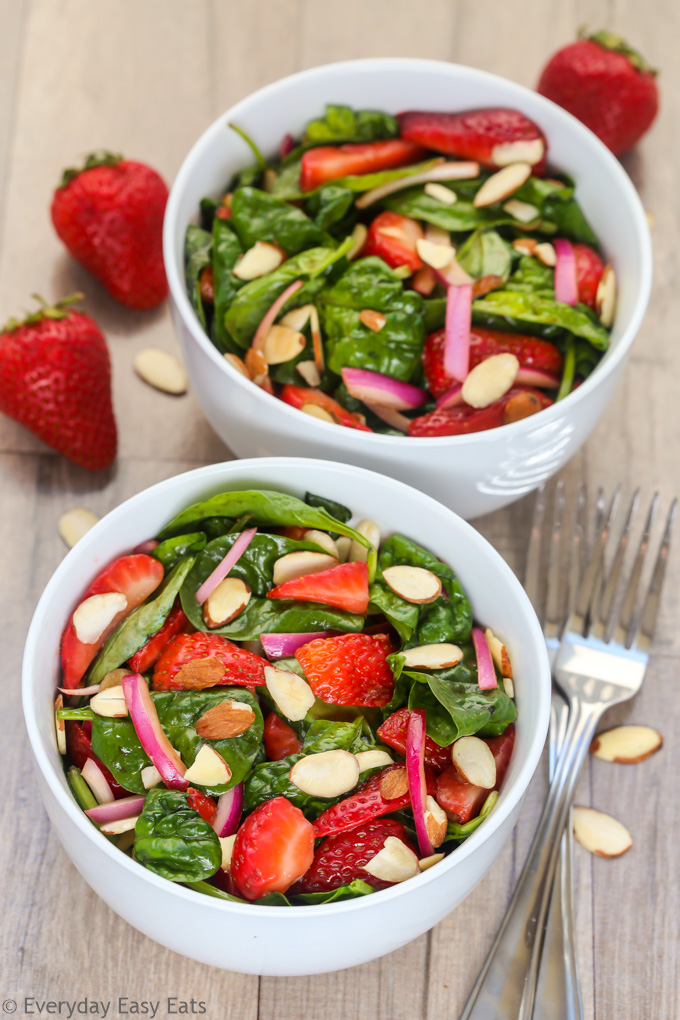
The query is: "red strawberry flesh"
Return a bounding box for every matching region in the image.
[267,560,370,615]
[152,632,267,690]
[293,818,417,893]
[295,632,393,706]
[398,108,547,171]
[231,796,315,900]
[300,139,426,191]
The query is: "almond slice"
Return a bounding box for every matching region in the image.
[359,309,387,332]
[425,224,453,247]
[416,238,454,270]
[219,833,237,871]
[595,264,616,328]
[347,223,368,261]
[503,198,540,224]
[72,592,128,645]
[272,550,338,585]
[362,836,420,883]
[100,667,132,691]
[195,699,256,739]
[303,529,340,558]
[141,765,162,789]
[504,676,515,699]
[380,225,409,240]
[425,795,448,848]
[382,565,442,604]
[233,241,284,281]
[224,352,250,379]
[296,360,321,387]
[184,744,232,786]
[264,664,315,722]
[203,577,251,628]
[349,519,380,564]
[491,138,545,167]
[335,536,352,563]
[484,626,513,679]
[174,656,226,690]
[503,390,544,425]
[424,182,457,205]
[419,852,445,872]
[100,815,141,836]
[355,749,393,772]
[380,767,409,800]
[534,242,556,267]
[301,403,334,422]
[244,347,268,384]
[280,304,314,333]
[512,237,537,257]
[134,348,188,395]
[451,736,496,789]
[289,749,360,798]
[55,695,66,754]
[590,725,662,764]
[572,806,633,858]
[462,353,519,409]
[263,324,306,365]
[90,685,129,718]
[58,507,99,548]
[473,162,532,208]
[401,643,463,670]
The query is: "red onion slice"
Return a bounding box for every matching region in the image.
[133,539,159,554]
[364,403,411,433]
[515,367,560,389]
[341,367,427,411]
[252,279,304,351]
[212,783,244,837]
[81,757,115,804]
[122,673,188,789]
[406,708,434,858]
[260,632,328,659]
[58,683,101,697]
[85,794,146,824]
[435,382,464,411]
[195,527,257,605]
[554,239,578,307]
[443,283,473,382]
[473,627,498,690]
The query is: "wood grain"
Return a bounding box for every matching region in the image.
[0,1,676,1018]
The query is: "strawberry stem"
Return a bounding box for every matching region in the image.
[59,150,123,188]
[578,27,657,75]
[1,293,84,333]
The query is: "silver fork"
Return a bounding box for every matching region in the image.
[460,488,676,1020]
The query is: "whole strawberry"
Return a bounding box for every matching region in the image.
[51,152,168,309]
[0,296,117,470]
[537,30,659,156]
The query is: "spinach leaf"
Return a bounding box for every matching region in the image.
[89,557,195,685]
[211,218,245,354]
[304,491,352,524]
[510,177,598,246]
[152,532,207,572]
[134,788,221,882]
[268,159,305,201]
[185,880,246,904]
[230,187,331,254]
[368,582,419,643]
[408,672,516,744]
[383,185,512,233]
[303,104,398,144]
[445,790,498,842]
[181,593,365,641]
[91,715,151,794]
[200,196,219,231]
[423,297,446,333]
[184,225,213,328]
[292,881,376,904]
[305,185,355,232]
[472,290,610,349]
[503,255,554,297]
[456,229,514,282]
[301,717,376,754]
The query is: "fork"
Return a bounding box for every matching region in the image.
[460,488,676,1020]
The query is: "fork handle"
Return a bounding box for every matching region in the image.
[459,697,601,1020]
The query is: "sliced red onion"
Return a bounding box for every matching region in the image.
[81,757,115,805]
[554,239,578,306]
[406,709,434,858]
[364,402,411,433]
[473,627,498,690]
[260,631,328,659]
[252,279,304,351]
[133,539,159,554]
[280,133,295,159]
[85,794,146,824]
[195,526,257,605]
[443,283,473,382]
[122,673,188,789]
[341,368,427,411]
[212,783,244,837]
[356,160,480,209]
[515,367,560,389]
[58,683,101,697]
[435,382,464,411]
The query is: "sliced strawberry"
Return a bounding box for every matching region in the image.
[152,632,267,691]
[296,632,392,706]
[127,601,192,674]
[65,721,127,798]
[435,725,516,823]
[267,560,369,615]
[60,554,164,689]
[299,139,426,191]
[279,385,373,431]
[398,108,547,171]
[572,242,604,308]
[312,763,435,837]
[377,708,452,773]
[231,796,315,900]
[363,211,424,271]
[293,818,417,893]
[263,712,303,761]
[409,385,553,437]
[187,787,217,824]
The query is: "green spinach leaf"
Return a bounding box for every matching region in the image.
[303,104,398,144]
[383,185,512,233]
[230,187,331,253]
[472,290,610,349]
[304,491,352,524]
[134,788,221,882]
[445,790,499,841]
[408,671,516,744]
[152,532,207,572]
[182,593,365,641]
[211,217,245,353]
[184,225,213,328]
[456,229,514,281]
[304,185,355,232]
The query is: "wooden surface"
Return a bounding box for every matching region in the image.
[1,1,677,1017]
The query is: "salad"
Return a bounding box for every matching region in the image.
[56,487,517,904]
[185,104,615,437]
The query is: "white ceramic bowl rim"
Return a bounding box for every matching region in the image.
[163,56,652,449]
[23,458,550,918]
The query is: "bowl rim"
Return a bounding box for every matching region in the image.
[163,55,652,449]
[23,457,550,917]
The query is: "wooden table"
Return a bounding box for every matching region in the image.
[1,2,677,1017]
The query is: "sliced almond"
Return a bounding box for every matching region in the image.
[452,736,496,789]
[173,656,226,690]
[512,237,537,257]
[401,643,463,670]
[416,238,454,270]
[184,744,232,786]
[100,667,131,691]
[382,565,442,604]
[203,577,251,628]
[503,390,544,424]
[301,403,334,423]
[141,765,162,789]
[289,749,360,798]
[72,592,128,645]
[473,163,531,208]
[347,223,368,261]
[419,852,445,872]
[590,725,662,764]
[272,550,338,586]
[304,529,339,558]
[264,664,315,722]
[224,352,250,379]
[355,749,393,772]
[504,676,515,699]
[134,348,188,395]
[244,347,268,384]
[335,536,352,563]
[380,225,409,240]
[503,198,540,224]
[358,308,387,332]
[380,767,409,800]
[90,685,129,718]
[411,266,437,296]
[425,224,453,247]
[425,795,448,848]
[595,264,616,328]
[219,834,237,871]
[263,324,306,365]
[296,360,321,387]
[58,507,99,549]
[491,138,545,167]
[485,627,513,679]
[349,519,380,564]
[195,699,256,739]
[472,274,504,299]
[233,241,284,281]
[100,815,140,836]
[462,353,519,409]
[362,836,420,883]
[55,695,66,754]
[572,806,633,858]
[424,182,457,205]
[280,304,314,332]
[534,242,557,267]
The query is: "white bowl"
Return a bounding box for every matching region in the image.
[163,58,651,520]
[23,458,550,975]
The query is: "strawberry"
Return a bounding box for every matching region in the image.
[231,796,315,900]
[363,211,424,271]
[435,725,515,823]
[295,632,393,706]
[186,787,217,824]
[65,721,127,797]
[51,152,168,309]
[152,632,267,691]
[293,818,417,893]
[377,708,452,773]
[409,386,553,437]
[60,554,164,689]
[127,601,192,674]
[279,385,372,431]
[299,139,426,192]
[0,296,116,470]
[312,763,435,838]
[263,713,303,761]
[267,560,370,615]
[537,31,658,157]
[397,108,547,171]
[572,242,604,308]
